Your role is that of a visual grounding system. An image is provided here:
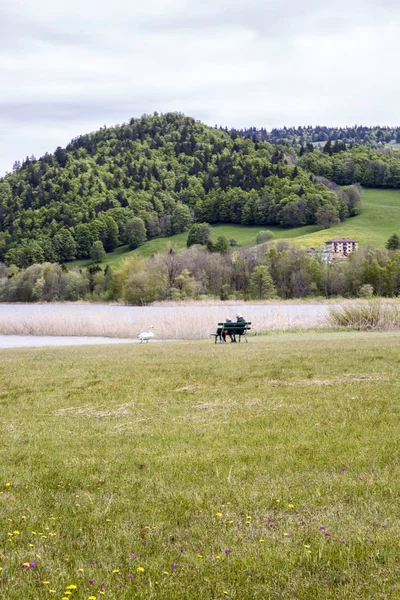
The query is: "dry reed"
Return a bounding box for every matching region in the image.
[0,304,328,339]
[328,300,400,331]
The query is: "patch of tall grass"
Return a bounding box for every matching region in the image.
[328,300,400,330]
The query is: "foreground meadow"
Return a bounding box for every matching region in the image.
[0,332,399,599]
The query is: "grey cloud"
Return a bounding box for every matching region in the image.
[143,0,399,37]
[0,0,399,176]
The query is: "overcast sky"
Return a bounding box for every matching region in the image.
[0,0,399,175]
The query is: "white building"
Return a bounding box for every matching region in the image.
[325,238,358,256]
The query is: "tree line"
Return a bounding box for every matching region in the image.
[297,145,400,188]
[231,125,400,149]
[2,241,400,304]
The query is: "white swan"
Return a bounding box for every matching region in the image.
[138,326,155,343]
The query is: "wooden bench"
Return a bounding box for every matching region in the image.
[210,322,252,344]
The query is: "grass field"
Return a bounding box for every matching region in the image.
[1,331,400,599]
[66,189,400,270]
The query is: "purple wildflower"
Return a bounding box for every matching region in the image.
[29,562,37,568]
[22,564,29,569]
[325,532,331,537]
[225,549,231,555]
[141,541,146,546]
[128,574,134,579]
[130,553,137,559]
[341,468,347,472]
[89,579,94,584]
[172,563,177,568]
[320,526,325,531]
[340,539,345,543]
[178,547,184,553]
[194,547,200,552]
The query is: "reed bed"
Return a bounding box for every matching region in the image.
[0,304,327,339]
[328,300,400,331]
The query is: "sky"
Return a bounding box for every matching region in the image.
[1,0,399,176]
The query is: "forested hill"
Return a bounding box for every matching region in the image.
[231,125,400,149]
[0,113,356,267]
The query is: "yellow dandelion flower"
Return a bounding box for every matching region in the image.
[112,569,120,573]
[163,571,169,575]
[216,555,221,559]
[304,544,310,549]
[88,597,97,600]
[49,590,56,594]
[79,568,84,572]
[259,539,265,543]
[29,544,34,547]
[215,512,222,517]
[5,483,11,487]
[246,516,252,520]
[223,591,229,595]
[137,567,144,572]
[43,581,50,584]
[226,502,231,505]
[66,585,77,590]
[288,504,294,508]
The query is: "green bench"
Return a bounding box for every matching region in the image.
[210,322,252,344]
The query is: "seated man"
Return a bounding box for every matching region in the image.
[232,313,246,342]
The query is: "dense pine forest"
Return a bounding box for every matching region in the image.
[0,113,361,267]
[232,125,400,148]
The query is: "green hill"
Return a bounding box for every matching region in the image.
[0,113,360,268]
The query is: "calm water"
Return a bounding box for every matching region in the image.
[0,335,174,349]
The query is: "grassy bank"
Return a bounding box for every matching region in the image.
[1,331,400,598]
[66,189,400,270]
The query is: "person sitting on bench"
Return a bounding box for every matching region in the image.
[222,317,235,343]
[231,313,245,342]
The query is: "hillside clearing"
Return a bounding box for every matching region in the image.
[66,188,400,270]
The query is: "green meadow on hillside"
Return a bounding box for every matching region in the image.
[66,188,400,269]
[1,331,400,599]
